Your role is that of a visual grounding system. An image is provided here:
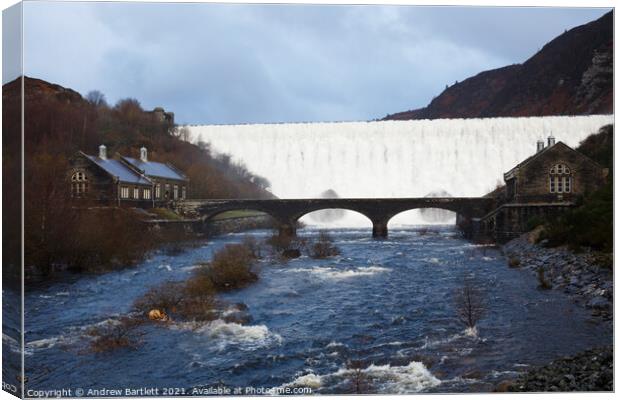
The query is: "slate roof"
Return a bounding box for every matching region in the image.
[504,142,563,179]
[504,141,604,180]
[122,156,188,181]
[83,153,152,185]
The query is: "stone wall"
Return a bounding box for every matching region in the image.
[473,203,574,243]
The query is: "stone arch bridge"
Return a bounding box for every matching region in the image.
[178,197,495,238]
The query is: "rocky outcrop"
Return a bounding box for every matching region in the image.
[506,346,613,392]
[384,11,612,120]
[503,233,613,322]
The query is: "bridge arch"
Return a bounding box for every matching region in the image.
[296,208,374,230]
[202,207,278,226]
[387,207,457,227]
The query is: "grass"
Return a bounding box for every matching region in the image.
[150,208,184,220]
[212,210,268,221]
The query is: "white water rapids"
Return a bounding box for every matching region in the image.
[186,115,613,225]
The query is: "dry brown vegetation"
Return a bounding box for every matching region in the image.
[3,77,272,282]
[537,266,552,290]
[133,238,259,325]
[202,243,259,290]
[86,317,145,353]
[309,231,340,259]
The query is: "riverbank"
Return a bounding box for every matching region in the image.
[503,231,613,322]
[21,212,274,284]
[498,231,613,392]
[500,346,613,392]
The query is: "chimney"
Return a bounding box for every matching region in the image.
[547,135,556,147]
[99,144,107,160]
[536,139,545,153]
[140,146,148,162]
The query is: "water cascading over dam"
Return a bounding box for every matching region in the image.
[186,115,613,226]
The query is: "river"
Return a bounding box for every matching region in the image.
[15,226,611,395]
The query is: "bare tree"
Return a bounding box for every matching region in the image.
[346,359,371,394]
[85,90,107,107]
[454,277,486,329]
[175,126,191,142]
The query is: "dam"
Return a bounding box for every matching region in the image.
[186,115,613,225]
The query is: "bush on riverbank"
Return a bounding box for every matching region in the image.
[538,180,613,253]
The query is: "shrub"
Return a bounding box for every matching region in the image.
[537,266,551,290]
[309,231,340,259]
[508,257,521,268]
[526,216,545,232]
[202,243,258,290]
[134,277,218,322]
[265,231,294,251]
[540,182,612,253]
[87,316,145,353]
[133,281,185,316]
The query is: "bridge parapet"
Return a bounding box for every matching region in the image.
[183,197,495,238]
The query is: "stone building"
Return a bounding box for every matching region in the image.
[120,147,189,202]
[474,136,608,243]
[68,145,189,208]
[504,135,608,203]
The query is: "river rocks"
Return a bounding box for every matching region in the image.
[507,347,613,392]
[282,249,302,259]
[503,234,613,322]
[587,296,608,309]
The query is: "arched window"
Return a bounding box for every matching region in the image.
[71,171,89,197]
[549,163,571,193]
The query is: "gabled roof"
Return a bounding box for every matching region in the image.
[81,152,152,185]
[121,156,188,181]
[504,141,605,180]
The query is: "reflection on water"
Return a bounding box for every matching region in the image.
[16,227,611,394]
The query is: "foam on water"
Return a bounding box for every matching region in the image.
[287,265,390,280]
[173,319,282,350]
[286,360,441,393]
[187,115,612,225]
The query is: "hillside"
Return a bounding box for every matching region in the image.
[384,11,612,120]
[2,76,274,199]
[2,76,274,277]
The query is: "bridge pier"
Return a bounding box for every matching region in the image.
[372,220,388,238]
[278,223,297,238]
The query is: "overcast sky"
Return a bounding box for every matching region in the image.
[13,2,610,124]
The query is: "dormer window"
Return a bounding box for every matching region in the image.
[549,163,571,193]
[71,171,89,197]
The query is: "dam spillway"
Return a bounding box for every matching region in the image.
[186,115,613,225]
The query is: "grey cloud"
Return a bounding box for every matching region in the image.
[21,3,609,124]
